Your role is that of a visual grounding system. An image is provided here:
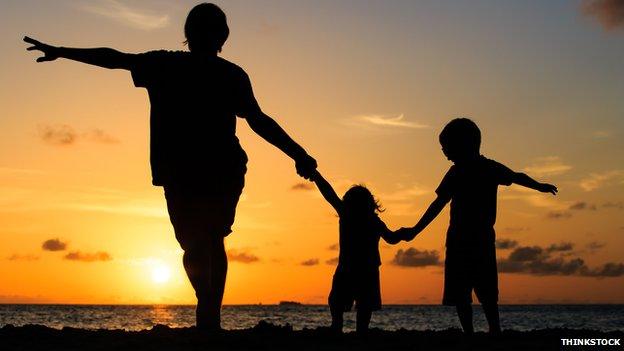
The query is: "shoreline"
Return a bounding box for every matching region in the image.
[2,322,622,351]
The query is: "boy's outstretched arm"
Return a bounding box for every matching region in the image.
[405,195,450,241]
[311,171,343,215]
[24,36,134,69]
[512,172,558,195]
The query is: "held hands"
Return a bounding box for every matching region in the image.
[538,183,558,195]
[295,154,318,180]
[24,36,59,62]
[395,227,419,242]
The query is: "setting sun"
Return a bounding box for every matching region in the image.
[151,264,172,284]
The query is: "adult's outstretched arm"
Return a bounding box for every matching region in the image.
[245,110,317,179]
[24,36,134,69]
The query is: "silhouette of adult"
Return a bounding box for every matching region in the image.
[24,3,317,330]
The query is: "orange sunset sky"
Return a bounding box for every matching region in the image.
[1,0,623,305]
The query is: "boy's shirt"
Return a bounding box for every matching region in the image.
[436,155,514,248]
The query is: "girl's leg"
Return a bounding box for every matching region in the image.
[455,303,474,334]
[356,308,372,334]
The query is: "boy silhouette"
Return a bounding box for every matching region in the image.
[401,118,557,335]
[24,3,316,331]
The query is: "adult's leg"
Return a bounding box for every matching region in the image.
[482,303,501,334]
[329,303,344,332]
[455,303,474,334]
[181,237,228,332]
[356,308,372,334]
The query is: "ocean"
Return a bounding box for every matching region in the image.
[1,304,622,332]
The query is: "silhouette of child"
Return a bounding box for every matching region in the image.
[312,171,401,334]
[400,118,557,335]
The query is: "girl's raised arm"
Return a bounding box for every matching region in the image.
[311,171,343,215]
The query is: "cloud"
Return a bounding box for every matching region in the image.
[498,242,624,277]
[582,0,624,31]
[81,0,170,30]
[42,238,68,251]
[603,201,624,209]
[503,227,530,233]
[327,243,339,251]
[358,114,428,129]
[586,241,606,252]
[39,125,77,145]
[546,211,572,219]
[291,182,314,191]
[39,124,119,146]
[7,254,40,261]
[64,251,112,262]
[301,258,319,266]
[592,130,613,139]
[325,257,339,265]
[495,238,518,250]
[579,170,624,191]
[392,248,441,267]
[522,156,572,177]
[569,201,597,211]
[86,129,119,144]
[546,242,575,253]
[228,250,259,263]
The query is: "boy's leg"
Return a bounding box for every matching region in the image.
[356,308,372,334]
[455,303,474,334]
[482,303,501,334]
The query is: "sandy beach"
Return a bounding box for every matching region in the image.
[2,321,622,351]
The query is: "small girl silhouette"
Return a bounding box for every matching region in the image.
[311,171,401,334]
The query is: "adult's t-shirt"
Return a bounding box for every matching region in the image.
[131,50,258,186]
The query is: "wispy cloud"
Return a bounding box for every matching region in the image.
[81,0,170,30]
[39,124,119,146]
[39,124,77,146]
[392,248,441,267]
[546,211,572,220]
[327,243,339,251]
[325,257,339,265]
[291,182,315,191]
[582,0,624,32]
[228,250,260,264]
[64,251,112,262]
[300,258,319,266]
[496,238,518,250]
[569,201,597,211]
[356,114,429,129]
[579,170,624,191]
[592,130,613,139]
[42,238,68,252]
[7,254,40,261]
[522,156,572,177]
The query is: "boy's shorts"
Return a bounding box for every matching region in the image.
[164,173,245,251]
[329,266,381,312]
[442,244,498,306]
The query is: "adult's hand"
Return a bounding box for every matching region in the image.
[295,154,317,180]
[24,36,60,62]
